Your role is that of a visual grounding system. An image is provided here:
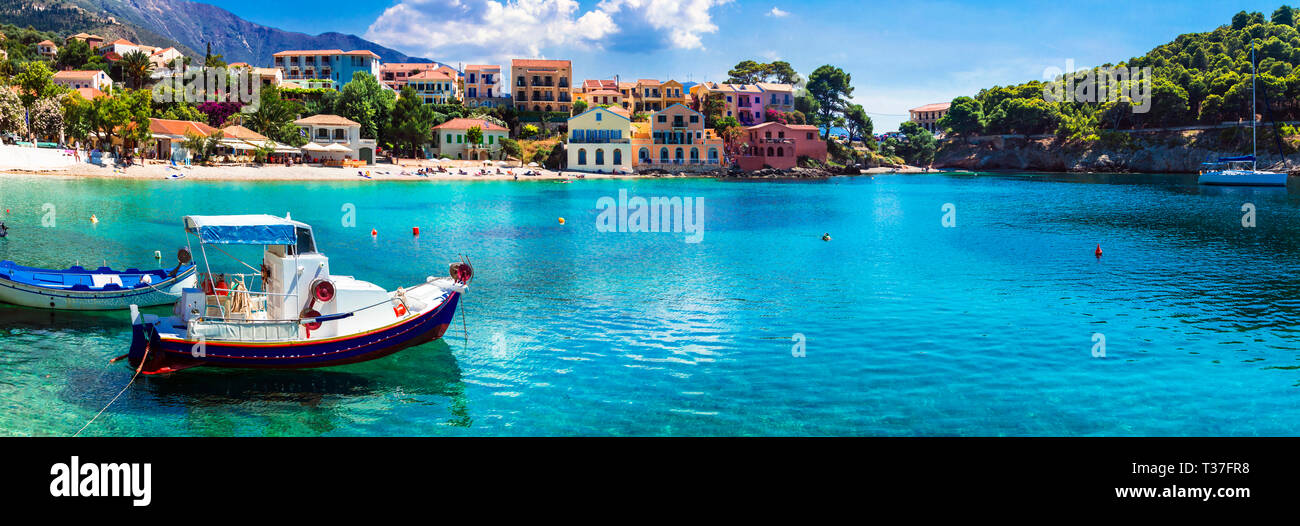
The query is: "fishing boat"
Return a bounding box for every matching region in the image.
[127,214,471,374]
[1199,43,1289,187]
[0,252,196,311]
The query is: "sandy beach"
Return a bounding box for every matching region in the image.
[0,158,646,182]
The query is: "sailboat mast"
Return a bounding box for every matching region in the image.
[1252,42,1257,171]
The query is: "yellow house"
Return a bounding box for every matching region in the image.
[566,106,633,173]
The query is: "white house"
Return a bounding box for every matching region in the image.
[52,70,113,91]
[294,114,377,165]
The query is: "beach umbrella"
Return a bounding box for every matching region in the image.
[528,162,539,167]
[323,143,352,153]
[301,142,330,152]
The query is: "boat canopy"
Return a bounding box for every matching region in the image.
[1216,155,1255,162]
[184,215,308,245]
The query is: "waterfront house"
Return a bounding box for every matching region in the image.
[630,103,724,171]
[380,62,459,90]
[65,33,105,50]
[293,114,376,164]
[429,118,509,161]
[52,70,113,92]
[464,64,509,108]
[690,81,797,125]
[566,106,633,173]
[576,89,623,109]
[511,59,572,113]
[908,102,950,134]
[735,122,826,170]
[133,118,219,162]
[407,69,459,104]
[272,49,382,90]
[36,40,58,60]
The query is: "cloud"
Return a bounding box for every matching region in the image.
[365,0,730,63]
[767,7,789,17]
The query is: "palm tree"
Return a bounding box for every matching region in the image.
[118,50,154,90]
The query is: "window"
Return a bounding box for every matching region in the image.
[690,115,699,123]
[778,132,785,138]
[659,148,669,163]
[447,133,453,143]
[457,135,464,143]
[657,115,667,123]
[807,132,814,140]
[708,148,718,162]
[596,112,602,121]
[578,149,587,165]
[765,131,772,139]
[595,149,604,165]
[690,147,699,162]
[639,148,650,161]
[613,149,622,165]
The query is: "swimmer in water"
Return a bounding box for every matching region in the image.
[0,221,8,237]
[821,232,831,241]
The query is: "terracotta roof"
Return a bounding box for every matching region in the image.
[149,118,219,137]
[53,70,106,80]
[432,118,507,132]
[755,82,793,91]
[910,102,951,113]
[512,58,570,68]
[637,79,661,85]
[273,49,345,56]
[748,121,819,131]
[408,70,454,80]
[37,40,56,47]
[74,87,105,100]
[294,114,361,127]
[608,107,632,118]
[107,38,135,46]
[587,89,621,96]
[219,125,268,141]
[465,64,499,70]
[150,47,179,56]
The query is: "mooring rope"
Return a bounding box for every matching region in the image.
[74,339,150,437]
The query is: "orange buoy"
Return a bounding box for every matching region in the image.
[1095,244,1103,257]
[558,217,565,225]
[371,228,378,237]
[412,226,419,236]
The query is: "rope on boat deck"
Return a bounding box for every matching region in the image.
[73,339,151,437]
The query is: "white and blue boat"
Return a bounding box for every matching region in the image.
[127,215,471,374]
[0,257,197,310]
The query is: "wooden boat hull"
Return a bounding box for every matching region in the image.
[0,266,196,310]
[128,291,461,374]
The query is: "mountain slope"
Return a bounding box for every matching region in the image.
[4,0,441,67]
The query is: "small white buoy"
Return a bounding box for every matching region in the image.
[153,250,162,260]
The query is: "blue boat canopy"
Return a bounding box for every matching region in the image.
[184,215,307,245]
[1216,155,1255,162]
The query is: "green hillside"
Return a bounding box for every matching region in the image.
[939,7,1300,140]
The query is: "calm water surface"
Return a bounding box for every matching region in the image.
[0,172,1297,436]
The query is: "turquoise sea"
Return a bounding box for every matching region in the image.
[0,172,1297,436]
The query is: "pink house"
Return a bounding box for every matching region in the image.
[735,122,827,171]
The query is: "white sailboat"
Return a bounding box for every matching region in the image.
[1198,43,1289,187]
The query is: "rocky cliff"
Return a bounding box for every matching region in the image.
[935,129,1300,174]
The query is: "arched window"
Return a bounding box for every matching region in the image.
[613,149,623,165]
[767,146,775,157]
[660,148,669,163]
[545,105,553,112]
[777,147,784,157]
[578,148,587,165]
[690,147,699,163]
[709,148,719,162]
[533,105,541,112]
[595,148,605,165]
[675,147,684,163]
[639,147,650,162]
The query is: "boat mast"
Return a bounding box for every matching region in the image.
[1252,42,1257,171]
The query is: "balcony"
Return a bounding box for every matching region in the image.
[570,137,630,144]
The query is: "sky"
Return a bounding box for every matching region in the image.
[205,0,1294,131]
